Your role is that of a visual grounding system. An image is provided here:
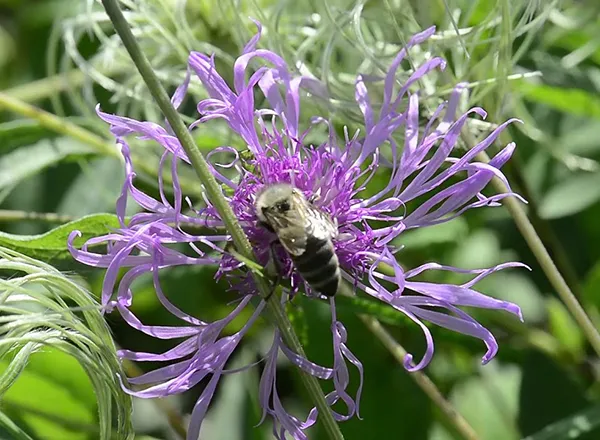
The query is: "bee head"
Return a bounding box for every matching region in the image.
[254,183,305,224]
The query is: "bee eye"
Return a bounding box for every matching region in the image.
[277,201,290,212]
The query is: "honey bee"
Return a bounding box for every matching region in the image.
[255,183,340,297]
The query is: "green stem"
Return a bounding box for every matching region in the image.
[475,149,600,358]
[0,92,118,158]
[503,153,583,298]
[99,1,344,439]
[0,210,77,224]
[3,70,86,103]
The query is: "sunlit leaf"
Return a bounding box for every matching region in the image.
[395,217,468,249]
[518,83,600,119]
[546,297,585,358]
[433,363,522,440]
[539,172,600,219]
[0,350,96,440]
[0,410,35,440]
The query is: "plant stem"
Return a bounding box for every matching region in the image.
[338,286,480,440]
[0,92,118,158]
[503,153,583,298]
[475,149,600,358]
[361,316,480,440]
[3,70,86,103]
[99,1,344,439]
[0,210,77,224]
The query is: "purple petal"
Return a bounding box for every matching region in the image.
[187,371,223,440]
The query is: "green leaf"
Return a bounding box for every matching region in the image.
[518,83,600,120]
[522,404,600,440]
[558,119,600,155]
[546,297,585,358]
[0,137,96,192]
[394,217,468,249]
[0,120,52,151]
[583,260,600,311]
[450,229,501,270]
[539,172,600,219]
[519,351,591,439]
[0,349,97,440]
[57,157,125,216]
[0,213,120,261]
[432,363,522,440]
[485,273,546,324]
[334,294,415,328]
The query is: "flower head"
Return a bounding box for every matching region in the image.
[70,22,527,439]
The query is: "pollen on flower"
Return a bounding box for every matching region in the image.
[69,20,527,440]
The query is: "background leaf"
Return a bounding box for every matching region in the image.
[522,404,600,440]
[0,137,96,192]
[539,172,600,219]
[0,349,97,440]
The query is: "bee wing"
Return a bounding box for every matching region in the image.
[306,207,338,241]
[277,225,308,256]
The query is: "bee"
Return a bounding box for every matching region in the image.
[254,183,340,298]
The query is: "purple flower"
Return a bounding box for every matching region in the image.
[69,22,528,439]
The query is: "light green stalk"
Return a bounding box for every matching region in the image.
[474,147,600,357]
[99,1,344,439]
[338,284,481,440]
[0,92,117,158]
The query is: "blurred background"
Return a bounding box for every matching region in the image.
[1,0,600,439]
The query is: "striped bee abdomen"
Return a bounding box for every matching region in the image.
[292,235,340,297]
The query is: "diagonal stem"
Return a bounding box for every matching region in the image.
[474,148,600,357]
[338,285,480,440]
[0,92,118,158]
[99,1,344,439]
[359,316,481,440]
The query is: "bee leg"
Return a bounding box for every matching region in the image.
[265,240,282,301]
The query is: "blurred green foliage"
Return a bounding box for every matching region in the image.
[1,0,600,439]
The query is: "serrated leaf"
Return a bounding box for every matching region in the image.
[522,404,600,440]
[539,173,600,219]
[0,349,97,440]
[0,213,120,261]
[0,137,96,191]
[518,83,600,120]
